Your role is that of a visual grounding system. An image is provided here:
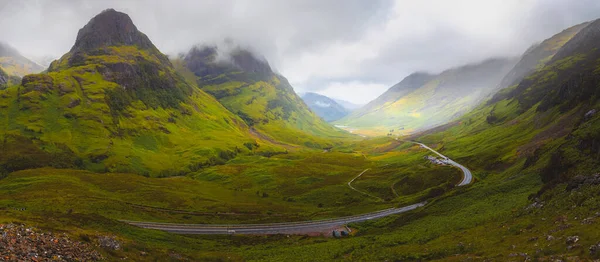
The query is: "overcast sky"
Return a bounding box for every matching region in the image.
[1,0,600,104]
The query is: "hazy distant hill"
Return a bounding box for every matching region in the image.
[0,42,44,77]
[333,98,363,111]
[337,58,518,135]
[301,92,349,122]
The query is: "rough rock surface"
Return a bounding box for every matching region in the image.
[0,224,102,261]
[566,174,600,191]
[70,9,155,53]
[0,67,7,88]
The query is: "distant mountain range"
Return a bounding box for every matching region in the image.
[301,92,349,122]
[336,58,519,135]
[336,21,589,136]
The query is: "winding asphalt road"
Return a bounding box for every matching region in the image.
[411,141,473,186]
[122,202,426,234]
[124,141,472,235]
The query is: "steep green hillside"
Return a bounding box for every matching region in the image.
[301,92,349,122]
[337,58,517,135]
[0,42,44,77]
[0,9,261,177]
[177,46,350,148]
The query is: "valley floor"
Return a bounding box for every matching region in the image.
[1,138,599,261]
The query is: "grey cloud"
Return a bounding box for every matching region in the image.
[1,0,599,104]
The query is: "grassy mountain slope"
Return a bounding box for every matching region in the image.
[0,9,260,177]
[0,42,44,77]
[301,92,349,122]
[177,46,351,148]
[337,58,517,135]
[494,22,589,92]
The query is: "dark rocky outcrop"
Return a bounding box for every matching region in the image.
[183,46,236,79]
[20,74,54,94]
[230,49,272,76]
[183,45,273,83]
[566,174,600,191]
[66,9,170,68]
[70,9,156,53]
[42,9,195,112]
[590,242,600,256]
[0,67,7,89]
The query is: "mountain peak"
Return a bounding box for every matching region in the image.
[184,45,272,78]
[70,9,155,53]
[229,49,272,75]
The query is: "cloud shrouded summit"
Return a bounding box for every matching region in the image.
[1,0,600,103]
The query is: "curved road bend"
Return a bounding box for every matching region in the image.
[411,142,473,186]
[125,141,471,235]
[123,202,426,235]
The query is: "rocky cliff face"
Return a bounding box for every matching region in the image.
[229,49,272,77]
[46,9,193,111]
[70,9,156,54]
[183,46,273,82]
[65,9,170,68]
